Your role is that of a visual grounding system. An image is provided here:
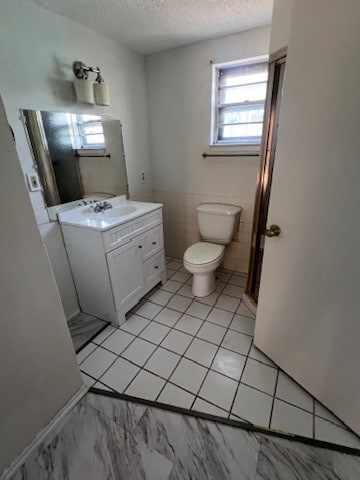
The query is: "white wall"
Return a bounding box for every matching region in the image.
[0,96,82,475]
[255,0,360,434]
[146,27,270,272]
[40,222,80,319]
[269,0,294,53]
[0,0,152,317]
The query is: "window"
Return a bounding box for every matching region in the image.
[211,57,268,147]
[67,114,106,150]
[76,114,105,149]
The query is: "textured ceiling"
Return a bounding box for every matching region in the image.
[30,0,273,54]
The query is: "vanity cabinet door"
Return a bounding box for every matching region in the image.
[140,224,164,261]
[106,238,144,310]
[143,249,165,286]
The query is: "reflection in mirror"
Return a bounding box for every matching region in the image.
[22,110,129,207]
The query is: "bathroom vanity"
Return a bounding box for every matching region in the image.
[59,196,166,326]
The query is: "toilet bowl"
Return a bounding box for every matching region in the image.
[183,203,242,297]
[184,242,225,297]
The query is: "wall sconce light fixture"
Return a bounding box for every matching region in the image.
[73,61,110,106]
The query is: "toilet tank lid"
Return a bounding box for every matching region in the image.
[197,203,242,216]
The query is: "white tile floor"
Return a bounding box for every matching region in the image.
[78,257,360,450]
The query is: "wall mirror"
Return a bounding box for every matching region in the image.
[22,109,129,207]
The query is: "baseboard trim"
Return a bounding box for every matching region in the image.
[1,385,88,480]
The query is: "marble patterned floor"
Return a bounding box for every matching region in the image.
[77,257,360,450]
[68,312,108,352]
[9,391,360,480]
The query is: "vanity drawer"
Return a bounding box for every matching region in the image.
[140,225,164,261]
[102,209,162,253]
[143,249,165,285]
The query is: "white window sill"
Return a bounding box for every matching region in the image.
[207,143,260,156]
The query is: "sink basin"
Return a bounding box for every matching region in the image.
[58,196,162,231]
[103,205,138,217]
[85,211,102,219]
[80,205,138,219]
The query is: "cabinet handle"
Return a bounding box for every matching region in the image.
[154,265,159,269]
[152,241,157,245]
[138,245,142,249]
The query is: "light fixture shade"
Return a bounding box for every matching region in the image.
[94,83,110,106]
[73,78,94,104]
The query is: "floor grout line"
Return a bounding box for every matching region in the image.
[189,306,236,412]
[80,283,265,390]
[112,299,182,395]
[272,395,316,416]
[82,328,267,394]
[77,257,359,447]
[107,280,226,397]
[268,369,280,429]
[145,288,253,325]
[154,295,218,402]
[81,352,358,433]
[227,339,253,419]
[82,308,169,389]
[82,269,239,403]
[312,397,316,439]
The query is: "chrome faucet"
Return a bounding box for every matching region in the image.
[92,201,113,213]
[77,199,97,207]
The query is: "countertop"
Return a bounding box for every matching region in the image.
[58,196,163,232]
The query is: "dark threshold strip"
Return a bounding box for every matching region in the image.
[89,387,360,457]
[75,321,110,354]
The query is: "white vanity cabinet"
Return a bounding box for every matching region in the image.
[106,237,144,311]
[61,206,166,326]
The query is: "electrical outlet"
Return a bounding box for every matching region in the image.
[140,170,146,183]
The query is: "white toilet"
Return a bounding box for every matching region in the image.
[183,203,242,297]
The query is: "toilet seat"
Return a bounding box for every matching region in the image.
[184,242,224,266]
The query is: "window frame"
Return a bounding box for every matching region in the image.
[78,119,105,149]
[210,55,269,151]
[67,113,106,151]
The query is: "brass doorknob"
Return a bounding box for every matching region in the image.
[265,224,281,237]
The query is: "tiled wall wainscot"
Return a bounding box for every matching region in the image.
[154,191,253,273]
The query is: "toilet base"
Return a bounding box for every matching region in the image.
[192,272,216,297]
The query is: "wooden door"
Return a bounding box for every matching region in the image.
[254,0,360,434]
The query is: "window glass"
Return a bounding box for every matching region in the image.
[212,59,268,146]
[68,114,106,149]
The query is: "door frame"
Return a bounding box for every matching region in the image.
[246,47,287,303]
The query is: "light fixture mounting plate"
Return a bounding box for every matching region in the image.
[73,61,87,79]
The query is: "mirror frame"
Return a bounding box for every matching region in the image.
[22,109,129,207]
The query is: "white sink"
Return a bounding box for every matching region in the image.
[84,211,101,219]
[58,196,163,231]
[103,205,138,217]
[78,205,138,219]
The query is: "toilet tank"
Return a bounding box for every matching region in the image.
[197,203,242,245]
